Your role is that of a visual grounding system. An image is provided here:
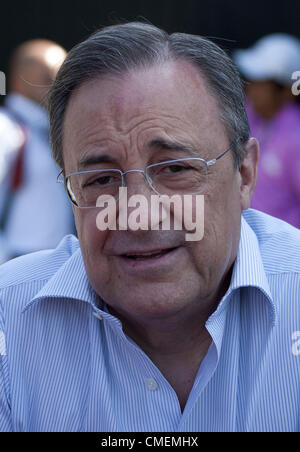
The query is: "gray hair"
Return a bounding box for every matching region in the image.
[48,22,250,170]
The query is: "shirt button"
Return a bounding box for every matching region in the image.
[93,312,103,321]
[145,378,158,391]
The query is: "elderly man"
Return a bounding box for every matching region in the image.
[0,22,299,432]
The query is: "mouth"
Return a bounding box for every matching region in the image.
[123,247,177,261]
[115,246,182,271]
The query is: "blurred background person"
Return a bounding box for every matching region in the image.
[0,40,74,263]
[234,34,300,228]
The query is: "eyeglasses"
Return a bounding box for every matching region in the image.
[57,138,240,208]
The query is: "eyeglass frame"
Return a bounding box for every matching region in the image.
[57,136,242,208]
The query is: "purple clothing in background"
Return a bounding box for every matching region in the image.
[248,101,300,228]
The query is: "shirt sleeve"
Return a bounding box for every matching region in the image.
[0,299,13,432]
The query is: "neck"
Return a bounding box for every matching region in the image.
[108,268,233,411]
[109,265,232,357]
[115,306,213,412]
[119,307,210,355]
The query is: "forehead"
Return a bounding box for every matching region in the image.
[63,60,227,169]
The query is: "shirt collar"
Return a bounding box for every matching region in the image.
[23,247,101,313]
[5,93,49,132]
[23,214,276,325]
[210,214,276,325]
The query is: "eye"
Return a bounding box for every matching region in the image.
[164,164,190,173]
[93,175,113,185]
[85,172,121,187]
[158,162,194,175]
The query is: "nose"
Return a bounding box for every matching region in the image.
[118,170,156,231]
[123,169,154,197]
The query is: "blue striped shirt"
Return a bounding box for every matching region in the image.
[0,209,299,432]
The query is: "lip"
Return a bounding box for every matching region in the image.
[115,246,182,271]
[119,247,176,257]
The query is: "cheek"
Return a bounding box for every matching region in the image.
[193,178,241,264]
[75,210,108,260]
[207,168,241,211]
[76,211,114,293]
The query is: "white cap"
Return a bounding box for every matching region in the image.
[233,33,300,86]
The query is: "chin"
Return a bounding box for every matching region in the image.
[103,282,200,321]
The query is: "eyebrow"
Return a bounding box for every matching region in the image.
[147,138,201,157]
[78,154,118,171]
[77,138,202,170]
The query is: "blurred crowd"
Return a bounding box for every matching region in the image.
[234,33,300,228]
[0,40,74,264]
[1,32,300,264]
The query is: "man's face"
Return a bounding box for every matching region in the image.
[63,60,253,324]
[246,80,285,119]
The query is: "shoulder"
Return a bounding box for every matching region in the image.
[243,209,300,274]
[0,235,80,291]
[0,108,24,152]
[0,107,18,131]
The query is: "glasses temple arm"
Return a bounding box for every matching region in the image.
[207,137,242,166]
[56,170,65,184]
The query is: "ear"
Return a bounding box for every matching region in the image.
[239,138,259,211]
